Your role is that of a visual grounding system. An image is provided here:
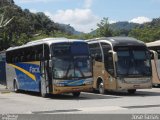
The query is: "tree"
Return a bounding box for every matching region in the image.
[96,17,113,37]
[0,13,14,51]
[0,14,13,28]
[129,18,160,42]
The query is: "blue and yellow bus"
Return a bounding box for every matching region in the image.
[6,38,93,97]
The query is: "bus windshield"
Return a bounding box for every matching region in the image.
[115,46,151,77]
[51,42,92,79]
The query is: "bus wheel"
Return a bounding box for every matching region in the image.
[72,92,80,97]
[99,81,105,94]
[13,80,18,93]
[128,89,136,94]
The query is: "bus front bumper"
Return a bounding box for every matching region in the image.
[52,85,93,94]
[117,78,152,90]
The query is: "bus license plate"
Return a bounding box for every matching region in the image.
[72,88,80,91]
[133,85,140,88]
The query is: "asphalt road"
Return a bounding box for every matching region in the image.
[0,88,160,114]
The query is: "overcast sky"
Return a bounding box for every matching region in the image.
[14,0,160,33]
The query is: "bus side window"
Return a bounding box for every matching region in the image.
[100,42,114,75]
[12,58,14,63]
[6,52,12,63]
[38,54,42,61]
[107,53,114,76]
[20,56,24,62]
[89,43,102,62]
[15,57,19,63]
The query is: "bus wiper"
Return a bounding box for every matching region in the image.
[65,63,72,78]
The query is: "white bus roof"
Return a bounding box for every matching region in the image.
[6,37,85,51]
[146,40,160,47]
[86,37,145,47]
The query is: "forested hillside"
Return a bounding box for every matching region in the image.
[109,22,139,36]
[0,0,79,51]
[90,17,160,42]
[0,0,160,51]
[129,18,160,42]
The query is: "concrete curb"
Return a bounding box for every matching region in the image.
[0,84,11,94]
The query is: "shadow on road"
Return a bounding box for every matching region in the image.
[95,89,160,97]
[15,90,120,100]
[14,88,160,99]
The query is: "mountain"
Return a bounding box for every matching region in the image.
[129,17,160,42]
[90,21,139,36]
[110,22,139,31]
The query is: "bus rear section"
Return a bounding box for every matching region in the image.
[147,41,160,87]
[87,37,152,94]
[6,38,93,97]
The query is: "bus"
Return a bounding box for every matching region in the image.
[147,40,160,87]
[6,38,93,97]
[0,51,6,85]
[87,37,152,94]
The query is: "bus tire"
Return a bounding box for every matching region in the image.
[98,81,105,94]
[72,92,80,97]
[128,89,136,94]
[13,80,19,93]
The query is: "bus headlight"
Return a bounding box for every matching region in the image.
[117,77,125,83]
[55,83,65,87]
[54,80,67,87]
[83,78,93,85]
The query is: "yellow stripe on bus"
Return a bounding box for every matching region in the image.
[8,64,36,81]
[22,61,40,65]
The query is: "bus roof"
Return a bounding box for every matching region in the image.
[6,37,85,51]
[146,40,160,47]
[86,37,145,47]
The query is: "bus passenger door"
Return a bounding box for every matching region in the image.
[101,42,117,90]
[89,43,103,89]
[93,54,104,88]
[106,52,117,90]
[40,53,50,97]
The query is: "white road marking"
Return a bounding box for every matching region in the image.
[79,106,127,112]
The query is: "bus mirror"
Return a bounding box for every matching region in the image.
[150,50,158,60]
[149,50,154,59]
[113,52,118,62]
